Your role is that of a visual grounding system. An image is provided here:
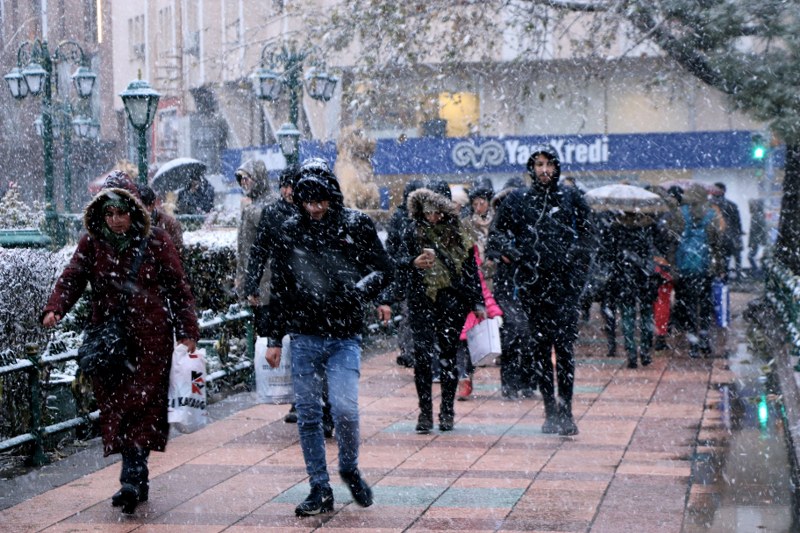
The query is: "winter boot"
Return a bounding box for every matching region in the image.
[558,401,579,436]
[541,398,561,434]
[415,410,433,434]
[627,352,638,369]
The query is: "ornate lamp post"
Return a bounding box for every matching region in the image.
[119,77,161,185]
[4,39,97,242]
[250,42,338,166]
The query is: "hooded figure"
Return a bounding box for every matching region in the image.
[235,158,272,303]
[395,187,483,434]
[486,148,592,436]
[261,162,394,516]
[41,181,199,514]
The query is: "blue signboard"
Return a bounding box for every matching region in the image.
[372,130,764,175]
[220,140,337,183]
[221,130,776,182]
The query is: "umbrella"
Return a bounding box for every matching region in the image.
[151,157,207,193]
[659,179,722,194]
[584,183,668,214]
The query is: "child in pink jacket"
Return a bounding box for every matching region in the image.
[457,245,504,400]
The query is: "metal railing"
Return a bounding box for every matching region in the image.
[764,258,800,358]
[0,305,255,464]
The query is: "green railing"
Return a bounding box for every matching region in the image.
[0,305,255,464]
[764,258,800,359]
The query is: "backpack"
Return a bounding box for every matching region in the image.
[676,205,715,275]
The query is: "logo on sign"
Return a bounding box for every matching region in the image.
[191,370,205,395]
[451,140,506,169]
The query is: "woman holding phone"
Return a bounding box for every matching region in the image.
[395,187,484,433]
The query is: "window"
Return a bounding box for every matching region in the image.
[129,15,145,60]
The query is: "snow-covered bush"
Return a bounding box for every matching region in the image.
[182,228,238,313]
[0,183,45,229]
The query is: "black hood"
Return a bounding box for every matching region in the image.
[293,165,344,207]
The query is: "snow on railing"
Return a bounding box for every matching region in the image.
[764,258,800,354]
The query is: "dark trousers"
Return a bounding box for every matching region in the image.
[497,297,535,394]
[120,447,150,489]
[674,274,713,346]
[410,295,463,420]
[527,299,578,408]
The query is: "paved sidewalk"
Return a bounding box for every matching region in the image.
[0,300,746,532]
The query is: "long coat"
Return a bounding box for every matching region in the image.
[235,159,273,301]
[43,187,199,456]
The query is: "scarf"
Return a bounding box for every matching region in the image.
[101,225,133,252]
[421,221,472,302]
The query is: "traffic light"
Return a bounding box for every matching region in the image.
[752,133,767,160]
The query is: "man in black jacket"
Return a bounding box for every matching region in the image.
[486,148,592,436]
[262,163,394,516]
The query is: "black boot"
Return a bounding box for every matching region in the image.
[284,403,298,423]
[541,399,561,434]
[115,483,140,514]
[415,410,433,434]
[558,401,579,436]
[654,335,668,351]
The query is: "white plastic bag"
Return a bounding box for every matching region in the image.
[254,335,294,404]
[467,317,503,366]
[167,344,208,433]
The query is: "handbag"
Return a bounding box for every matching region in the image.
[78,239,147,377]
[467,316,503,366]
[167,344,208,433]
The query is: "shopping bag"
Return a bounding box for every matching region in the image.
[167,344,208,433]
[254,335,294,404]
[467,317,502,366]
[712,279,730,328]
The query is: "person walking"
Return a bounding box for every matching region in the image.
[597,212,660,368]
[395,187,484,433]
[235,158,272,334]
[261,163,394,516]
[456,182,496,399]
[711,182,743,278]
[41,171,199,514]
[747,198,768,275]
[246,163,335,433]
[486,148,592,436]
[385,178,426,369]
[673,184,725,358]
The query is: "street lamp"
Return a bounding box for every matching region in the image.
[119,77,161,186]
[4,39,97,244]
[250,42,338,166]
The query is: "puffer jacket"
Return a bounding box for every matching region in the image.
[263,171,394,341]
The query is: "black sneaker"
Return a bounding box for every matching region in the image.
[559,415,579,436]
[284,404,298,424]
[295,484,334,517]
[439,413,454,432]
[340,469,374,507]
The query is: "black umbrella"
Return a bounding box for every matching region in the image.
[150,158,207,193]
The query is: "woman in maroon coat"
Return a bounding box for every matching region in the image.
[41,175,199,514]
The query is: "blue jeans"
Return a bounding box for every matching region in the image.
[290,334,362,488]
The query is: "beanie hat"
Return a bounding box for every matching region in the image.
[279,164,300,188]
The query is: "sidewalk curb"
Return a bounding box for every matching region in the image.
[749,299,800,510]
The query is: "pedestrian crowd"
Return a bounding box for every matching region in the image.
[38,145,758,518]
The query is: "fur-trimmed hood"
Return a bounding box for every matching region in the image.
[84,187,151,241]
[406,188,460,222]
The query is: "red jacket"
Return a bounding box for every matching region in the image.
[44,186,199,456]
[460,245,503,340]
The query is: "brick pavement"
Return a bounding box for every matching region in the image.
[0,298,748,532]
